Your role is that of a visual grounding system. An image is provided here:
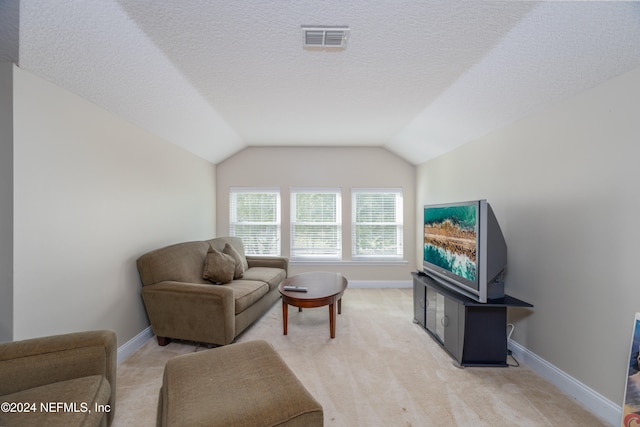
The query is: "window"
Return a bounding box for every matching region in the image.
[229,188,281,255]
[352,188,403,259]
[290,189,341,259]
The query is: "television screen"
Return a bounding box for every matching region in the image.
[423,204,477,284]
[423,200,507,303]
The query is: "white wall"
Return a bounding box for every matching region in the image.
[416,65,640,405]
[0,62,13,341]
[0,0,19,63]
[12,66,217,343]
[217,146,415,281]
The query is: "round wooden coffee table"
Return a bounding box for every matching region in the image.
[278,272,348,339]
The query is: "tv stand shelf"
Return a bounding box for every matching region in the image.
[412,272,532,367]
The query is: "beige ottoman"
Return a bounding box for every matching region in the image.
[157,340,323,427]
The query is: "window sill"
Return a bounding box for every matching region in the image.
[290,259,408,266]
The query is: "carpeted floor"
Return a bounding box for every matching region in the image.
[114,288,607,426]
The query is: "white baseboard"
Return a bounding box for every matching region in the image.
[348,280,412,289]
[508,339,620,426]
[117,326,153,364]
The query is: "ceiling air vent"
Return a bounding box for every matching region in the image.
[302,26,349,48]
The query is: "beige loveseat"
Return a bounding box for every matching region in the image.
[0,330,117,427]
[137,237,288,346]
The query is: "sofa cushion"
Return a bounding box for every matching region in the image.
[137,241,211,286]
[203,247,236,284]
[242,267,287,291]
[222,243,245,279]
[208,237,249,272]
[0,375,111,427]
[228,280,269,314]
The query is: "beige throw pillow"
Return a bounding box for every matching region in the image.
[203,247,236,284]
[222,243,246,279]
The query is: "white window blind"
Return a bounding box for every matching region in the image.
[290,189,341,259]
[352,188,403,259]
[229,188,281,256]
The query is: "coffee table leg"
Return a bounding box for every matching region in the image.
[282,300,288,335]
[329,303,336,339]
[338,298,342,315]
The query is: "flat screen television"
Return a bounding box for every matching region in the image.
[423,199,507,303]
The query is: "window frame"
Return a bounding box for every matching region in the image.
[229,187,281,256]
[290,188,342,260]
[351,188,403,260]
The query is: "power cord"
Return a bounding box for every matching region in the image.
[506,323,520,367]
[507,353,520,367]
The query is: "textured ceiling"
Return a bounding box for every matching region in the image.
[16,1,640,165]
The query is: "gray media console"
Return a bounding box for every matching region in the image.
[412,272,532,367]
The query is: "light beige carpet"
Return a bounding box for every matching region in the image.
[114,288,607,426]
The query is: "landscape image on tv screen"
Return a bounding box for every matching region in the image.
[424,205,477,282]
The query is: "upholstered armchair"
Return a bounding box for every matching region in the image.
[0,330,117,427]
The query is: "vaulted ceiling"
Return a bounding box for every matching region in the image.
[8,1,640,164]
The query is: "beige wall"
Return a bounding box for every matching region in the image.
[12,66,217,343]
[417,65,640,404]
[0,62,13,341]
[217,146,415,281]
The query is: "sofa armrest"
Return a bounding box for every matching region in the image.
[141,281,236,345]
[246,256,289,275]
[0,330,117,422]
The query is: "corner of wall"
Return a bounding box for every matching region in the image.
[0,61,14,341]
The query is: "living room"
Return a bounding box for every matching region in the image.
[1,1,640,426]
